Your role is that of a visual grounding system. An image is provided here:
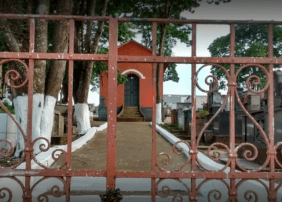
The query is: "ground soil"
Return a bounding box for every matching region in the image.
[51,122,191,172]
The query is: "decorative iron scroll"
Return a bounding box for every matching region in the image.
[0,59,29,168]
[0,59,66,170]
[0,14,281,202]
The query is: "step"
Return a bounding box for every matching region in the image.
[117,117,145,122]
[123,110,140,113]
[120,113,142,116]
[119,114,143,118]
[122,111,140,114]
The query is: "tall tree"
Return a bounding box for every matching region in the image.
[208,25,282,90]
[0,0,136,156]
[72,0,136,133]
[128,0,231,124]
[0,0,73,156]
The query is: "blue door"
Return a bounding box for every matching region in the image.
[124,74,139,106]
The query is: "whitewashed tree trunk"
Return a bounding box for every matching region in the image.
[74,103,91,134]
[156,103,163,125]
[13,94,56,156]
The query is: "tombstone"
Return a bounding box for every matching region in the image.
[176,102,191,109]
[177,108,184,130]
[183,109,191,135]
[2,91,12,106]
[208,90,221,114]
[274,70,282,97]
[240,71,282,166]
[170,109,177,125]
[205,84,243,145]
[245,91,260,111]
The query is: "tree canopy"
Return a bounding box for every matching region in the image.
[208,25,282,90]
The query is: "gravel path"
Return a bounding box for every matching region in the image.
[52,122,191,172]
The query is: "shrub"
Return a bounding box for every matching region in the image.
[196,110,209,119]
[0,101,15,114]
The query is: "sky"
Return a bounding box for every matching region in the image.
[88,0,282,105]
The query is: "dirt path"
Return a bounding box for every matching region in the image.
[52,122,191,172]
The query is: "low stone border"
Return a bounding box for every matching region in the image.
[150,122,228,171]
[18,122,108,169]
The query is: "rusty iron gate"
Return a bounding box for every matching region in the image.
[0,14,282,202]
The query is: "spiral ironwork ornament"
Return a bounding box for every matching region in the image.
[155,179,191,201]
[207,143,230,161]
[0,188,12,202]
[37,194,49,202]
[244,190,258,202]
[0,100,27,142]
[0,140,14,158]
[196,64,229,93]
[50,185,65,197]
[196,90,230,146]
[156,141,192,171]
[195,94,230,172]
[32,137,50,152]
[0,100,27,167]
[274,142,282,168]
[235,143,258,161]
[156,153,171,170]
[31,177,67,202]
[234,89,270,172]
[0,59,29,89]
[52,149,67,169]
[172,194,183,202]
[274,142,282,169]
[157,185,171,198]
[235,64,269,94]
[197,179,230,202]
[208,190,222,202]
[236,179,268,202]
[234,65,270,175]
[0,177,25,201]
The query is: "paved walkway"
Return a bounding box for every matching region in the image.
[52,122,191,172]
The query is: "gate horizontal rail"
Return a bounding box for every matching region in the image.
[0,14,281,201]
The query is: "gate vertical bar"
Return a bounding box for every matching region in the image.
[106,17,118,192]
[228,23,237,202]
[65,18,75,202]
[23,17,35,202]
[190,23,198,202]
[151,21,157,202]
[267,23,276,202]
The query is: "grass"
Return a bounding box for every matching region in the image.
[0,101,15,114]
[160,123,182,132]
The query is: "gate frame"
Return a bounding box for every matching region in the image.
[0,14,281,201]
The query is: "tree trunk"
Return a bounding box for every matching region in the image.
[156,23,167,124]
[13,0,52,156]
[0,0,73,156]
[155,2,171,124]
[62,82,68,103]
[37,0,72,154]
[0,63,2,96]
[74,0,108,134]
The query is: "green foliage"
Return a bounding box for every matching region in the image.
[160,123,181,131]
[90,45,129,92]
[131,18,194,84]
[0,101,15,114]
[208,25,282,90]
[196,110,208,118]
[0,33,6,51]
[125,0,230,84]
